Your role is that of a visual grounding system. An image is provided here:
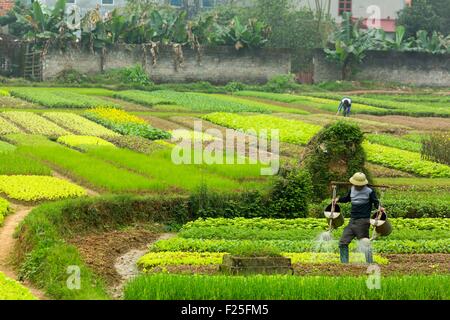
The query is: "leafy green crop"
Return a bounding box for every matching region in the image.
[364,142,450,177]
[303,92,450,117]
[212,94,309,114]
[179,217,450,240]
[148,91,271,113]
[9,87,119,108]
[151,237,450,254]
[366,134,422,152]
[113,90,175,107]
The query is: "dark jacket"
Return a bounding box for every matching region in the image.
[338,186,379,219]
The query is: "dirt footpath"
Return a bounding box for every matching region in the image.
[0,205,46,300]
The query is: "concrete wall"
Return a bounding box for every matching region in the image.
[313,50,450,87]
[42,45,291,84]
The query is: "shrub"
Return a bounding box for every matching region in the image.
[269,168,312,218]
[264,74,299,93]
[225,81,246,92]
[54,69,89,84]
[119,65,152,87]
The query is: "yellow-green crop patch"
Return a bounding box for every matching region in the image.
[203,112,321,145]
[43,112,119,137]
[0,272,36,300]
[0,197,11,225]
[0,116,23,135]
[57,135,115,149]
[2,112,68,136]
[0,175,87,202]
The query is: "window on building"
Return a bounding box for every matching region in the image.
[102,0,114,5]
[170,0,182,7]
[338,0,352,15]
[202,0,215,8]
[66,0,75,3]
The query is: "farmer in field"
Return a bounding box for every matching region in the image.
[337,97,352,117]
[333,172,382,264]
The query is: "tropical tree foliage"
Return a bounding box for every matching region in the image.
[325,12,450,79]
[2,0,270,53]
[397,0,449,37]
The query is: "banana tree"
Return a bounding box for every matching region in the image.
[211,17,270,50]
[14,0,76,50]
[379,26,413,51]
[325,13,379,79]
[414,30,449,54]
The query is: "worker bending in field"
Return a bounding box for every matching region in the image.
[337,97,352,117]
[333,172,382,264]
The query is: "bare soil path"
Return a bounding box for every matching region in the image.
[0,205,47,300]
[69,229,176,300]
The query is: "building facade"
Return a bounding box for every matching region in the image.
[0,0,14,16]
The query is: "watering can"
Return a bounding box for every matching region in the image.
[324,185,344,230]
[370,209,392,237]
[370,188,392,238]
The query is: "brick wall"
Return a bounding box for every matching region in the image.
[42,45,291,84]
[0,0,13,16]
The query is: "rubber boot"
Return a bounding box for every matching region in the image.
[339,245,349,263]
[365,248,373,264]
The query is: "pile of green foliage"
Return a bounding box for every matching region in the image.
[301,121,371,201]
